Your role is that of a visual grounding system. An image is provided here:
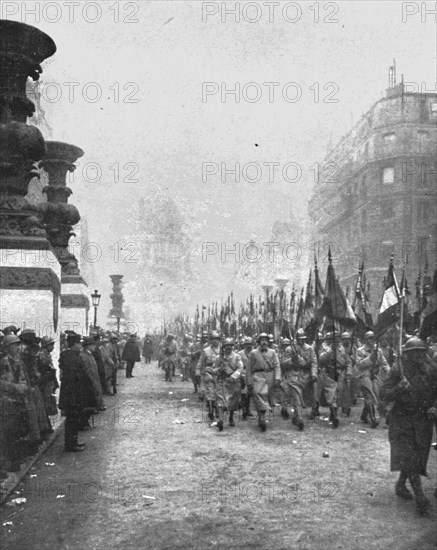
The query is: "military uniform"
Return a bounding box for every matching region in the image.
[356,342,389,426]
[318,340,352,427]
[213,346,243,429]
[247,347,281,413]
[380,337,437,514]
[238,344,253,419]
[285,341,318,427]
[196,340,221,419]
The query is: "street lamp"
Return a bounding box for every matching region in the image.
[274,277,289,340]
[91,289,101,329]
[261,284,274,330]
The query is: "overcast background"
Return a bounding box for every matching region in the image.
[7,0,436,327]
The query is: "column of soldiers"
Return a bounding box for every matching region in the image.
[0,327,130,473]
[156,327,437,516]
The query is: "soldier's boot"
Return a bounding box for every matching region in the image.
[309,402,320,420]
[330,407,339,428]
[360,404,369,424]
[229,411,235,427]
[207,401,214,421]
[242,395,250,420]
[409,474,431,515]
[344,408,351,417]
[258,411,267,432]
[395,471,413,501]
[217,408,224,431]
[369,405,379,429]
[193,381,198,394]
[281,407,290,419]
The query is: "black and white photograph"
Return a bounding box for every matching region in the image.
[0,1,436,549]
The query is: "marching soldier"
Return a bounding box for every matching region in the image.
[179,335,192,382]
[318,332,352,428]
[213,338,243,430]
[190,336,203,395]
[196,331,221,420]
[340,332,358,408]
[246,333,281,432]
[238,337,254,419]
[286,329,318,430]
[356,331,389,428]
[278,338,293,419]
[380,337,437,515]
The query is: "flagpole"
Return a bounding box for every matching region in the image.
[397,257,407,380]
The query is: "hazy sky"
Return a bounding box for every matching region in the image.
[9,0,436,321]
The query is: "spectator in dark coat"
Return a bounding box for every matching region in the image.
[381,337,437,515]
[142,334,154,364]
[58,334,93,451]
[122,334,141,378]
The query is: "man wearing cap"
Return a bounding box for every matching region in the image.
[196,331,221,420]
[238,337,254,419]
[36,336,59,427]
[0,334,32,469]
[380,337,437,515]
[247,333,281,432]
[286,329,318,430]
[318,332,352,428]
[213,338,243,430]
[80,337,105,411]
[356,331,389,428]
[122,334,141,379]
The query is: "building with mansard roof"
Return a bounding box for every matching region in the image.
[308,71,437,314]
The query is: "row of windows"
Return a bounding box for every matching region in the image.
[354,128,435,163]
[357,199,434,233]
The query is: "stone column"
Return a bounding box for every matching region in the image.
[0,21,61,337]
[39,141,90,335]
[109,275,125,332]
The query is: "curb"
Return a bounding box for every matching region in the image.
[0,418,64,505]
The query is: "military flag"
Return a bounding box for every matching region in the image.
[320,248,357,328]
[375,255,400,336]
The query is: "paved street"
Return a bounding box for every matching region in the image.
[1,360,436,550]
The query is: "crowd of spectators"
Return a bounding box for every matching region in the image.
[0,327,137,475]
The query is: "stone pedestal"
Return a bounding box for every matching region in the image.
[0,21,60,343]
[38,141,90,334]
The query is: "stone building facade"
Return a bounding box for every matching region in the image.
[308,80,437,314]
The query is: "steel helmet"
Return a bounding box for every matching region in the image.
[243,337,254,345]
[403,337,427,352]
[257,332,269,343]
[282,338,291,345]
[223,338,235,347]
[2,334,21,347]
[341,332,352,340]
[296,328,307,339]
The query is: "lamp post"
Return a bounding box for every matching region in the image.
[274,277,289,340]
[261,284,273,331]
[91,289,101,329]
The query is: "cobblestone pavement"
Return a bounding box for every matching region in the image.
[1,360,436,550]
